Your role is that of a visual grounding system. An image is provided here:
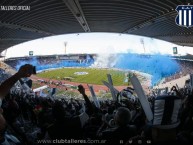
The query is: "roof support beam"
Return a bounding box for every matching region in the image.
[123,11,176,33]
[63,0,90,32]
[0,21,54,36]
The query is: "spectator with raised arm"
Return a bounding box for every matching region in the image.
[0,64,34,145]
[0,64,34,99]
[78,84,95,115]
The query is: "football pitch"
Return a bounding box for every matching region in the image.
[37,67,129,86]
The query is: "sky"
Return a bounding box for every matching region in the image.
[2,32,193,58]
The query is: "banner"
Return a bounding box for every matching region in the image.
[33,85,48,92]
[130,74,153,121]
[102,81,118,101]
[87,84,100,108]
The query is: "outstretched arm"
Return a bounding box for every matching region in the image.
[78,84,94,113]
[0,64,34,99]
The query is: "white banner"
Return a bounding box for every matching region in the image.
[130,74,153,121]
[87,84,100,108]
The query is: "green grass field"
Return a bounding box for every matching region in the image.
[37,67,129,86]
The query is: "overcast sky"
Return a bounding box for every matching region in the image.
[2,32,193,58]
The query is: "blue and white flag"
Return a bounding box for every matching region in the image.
[153,95,181,129]
[176,5,193,28]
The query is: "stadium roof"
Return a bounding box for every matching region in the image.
[0,0,193,53]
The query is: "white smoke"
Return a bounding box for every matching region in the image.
[91,53,117,68]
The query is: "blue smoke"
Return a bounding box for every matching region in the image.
[114,53,180,86]
[15,53,180,86]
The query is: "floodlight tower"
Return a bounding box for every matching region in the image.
[64,41,68,54]
[140,38,145,53]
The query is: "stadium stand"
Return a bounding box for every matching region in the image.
[4,54,95,70]
[0,64,192,145]
[164,59,193,83]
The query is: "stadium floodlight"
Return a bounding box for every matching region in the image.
[64,41,68,54]
[140,38,145,53]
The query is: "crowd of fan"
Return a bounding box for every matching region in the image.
[5,56,193,85]
[164,59,193,82]
[0,65,193,145]
[4,57,59,69]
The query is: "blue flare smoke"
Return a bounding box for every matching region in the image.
[15,53,180,86]
[114,53,180,86]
